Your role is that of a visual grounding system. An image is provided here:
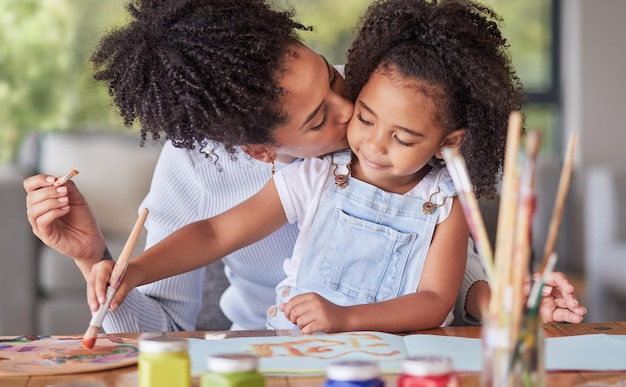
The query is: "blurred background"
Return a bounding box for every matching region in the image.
[1,0,625,324]
[0,0,561,165]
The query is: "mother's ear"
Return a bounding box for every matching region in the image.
[435,129,465,159]
[240,145,277,163]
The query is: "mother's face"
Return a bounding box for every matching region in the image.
[271,44,353,163]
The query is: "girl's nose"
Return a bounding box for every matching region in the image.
[365,129,387,155]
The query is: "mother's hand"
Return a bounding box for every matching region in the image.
[24,174,106,276]
[538,271,586,324]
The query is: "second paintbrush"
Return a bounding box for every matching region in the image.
[52,169,79,187]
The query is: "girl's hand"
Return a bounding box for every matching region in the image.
[280,292,348,334]
[86,260,138,313]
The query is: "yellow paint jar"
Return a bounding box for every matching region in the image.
[138,337,190,387]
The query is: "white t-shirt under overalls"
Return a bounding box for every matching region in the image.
[269,150,457,329]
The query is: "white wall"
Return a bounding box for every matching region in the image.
[562,0,626,309]
[563,0,626,169]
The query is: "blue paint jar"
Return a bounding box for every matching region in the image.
[324,360,384,387]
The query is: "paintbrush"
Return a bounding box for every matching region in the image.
[82,208,149,349]
[526,252,558,313]
[490,111,522,319]
[52,169,79,187]
[507,252,559,377]
[442,147,494,280]
[510,130,541,344]
[538,132,579,274]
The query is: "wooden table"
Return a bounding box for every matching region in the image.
[2,321,626,386]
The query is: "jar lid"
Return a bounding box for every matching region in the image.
[402,355,453,376]
[139,337,189,353]
[206,353,259,373]
[326,360,380,381]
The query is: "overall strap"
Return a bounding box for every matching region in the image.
[332,149,352,189]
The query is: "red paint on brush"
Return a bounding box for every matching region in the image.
[53,169,80,187]
[82,337,97,350]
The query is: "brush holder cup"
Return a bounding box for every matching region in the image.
[481,314,545,387]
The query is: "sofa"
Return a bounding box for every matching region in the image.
[585,165,626,322]
[0,131,231,335]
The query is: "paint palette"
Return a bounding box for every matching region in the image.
[0,335,138,376]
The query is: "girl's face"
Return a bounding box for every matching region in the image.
[347,69,464,194]
[270,45,352,163]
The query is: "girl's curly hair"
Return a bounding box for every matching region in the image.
[345,0,526,198]
[91,0,311,154]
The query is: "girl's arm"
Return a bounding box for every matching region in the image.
[283,198,469,333]
[87,179,288,311]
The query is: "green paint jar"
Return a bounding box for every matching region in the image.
[200,353,265,387]
[138,337,190,387]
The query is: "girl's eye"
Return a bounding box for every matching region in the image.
[357,114,372,126]
[311,106,328,131]
[394,135,413,147]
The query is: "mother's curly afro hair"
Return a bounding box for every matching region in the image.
[91,0,311,154]
[345,0,526,198]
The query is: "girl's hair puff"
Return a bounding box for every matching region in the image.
[91,0,311,154]
[345,0,526,198]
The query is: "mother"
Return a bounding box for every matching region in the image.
[23,0,584,332]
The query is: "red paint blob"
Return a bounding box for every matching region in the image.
[82,338,97,350]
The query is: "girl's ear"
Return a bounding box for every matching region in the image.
[435,129,465,159]
[241,145,277,163]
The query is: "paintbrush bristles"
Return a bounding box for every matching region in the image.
[81,325,100,350]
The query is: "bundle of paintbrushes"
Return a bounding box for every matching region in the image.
[442,111,579,387]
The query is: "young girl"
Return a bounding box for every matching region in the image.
[88,0,541,334]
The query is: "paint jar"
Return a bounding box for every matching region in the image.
[138,337,190,387]
[200,353,265,387]
[398,355,458,387]
[324,360,384,387]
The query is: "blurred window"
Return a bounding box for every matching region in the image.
[0,0,560,164]
[287,0,561,156]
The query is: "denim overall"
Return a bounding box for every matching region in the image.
[267,150,456,329]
